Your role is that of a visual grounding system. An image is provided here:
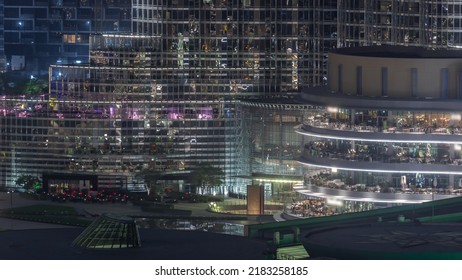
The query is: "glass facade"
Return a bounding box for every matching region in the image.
[3,0,131,73]
[338,0,462,48]
[0,1,340,192]
[236,100,309,194]
[131,0,337,89]
[44,34,237,190]
[239,101,306,176]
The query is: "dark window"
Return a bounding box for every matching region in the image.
[441,68,449,98]
[381,67,388,97]
[4,8,20,18]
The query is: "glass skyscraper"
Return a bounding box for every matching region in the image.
[1,0,325,192]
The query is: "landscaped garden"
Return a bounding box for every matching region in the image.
[0,204,92,227]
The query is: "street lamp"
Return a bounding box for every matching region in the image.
[6,191,13,212]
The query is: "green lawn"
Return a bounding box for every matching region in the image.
[4,204,79,215]
[0,204,92,227]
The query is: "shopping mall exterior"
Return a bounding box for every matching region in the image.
[292,46,462,212]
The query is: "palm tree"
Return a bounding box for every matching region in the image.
[189,163,224,194]
[15,175,41,191]
[135,168,162,196]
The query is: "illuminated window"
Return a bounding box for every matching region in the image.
[63,34,76,44]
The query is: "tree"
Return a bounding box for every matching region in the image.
[136,168,162,196]
[1,73,49,95]
[24,78,48,94]
[189,163,224,194]
[15,175,41,191]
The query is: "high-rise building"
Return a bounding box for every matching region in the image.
[1,1,323,192]
[3,0,131,73]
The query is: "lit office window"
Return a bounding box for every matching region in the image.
[63,34,76,44]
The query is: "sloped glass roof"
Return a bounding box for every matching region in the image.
[72,214,140,249]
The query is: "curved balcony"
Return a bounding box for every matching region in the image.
[295,184,457,204]
[300,86,462,112]
[296,124,462,144]
[297,155,462,175]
